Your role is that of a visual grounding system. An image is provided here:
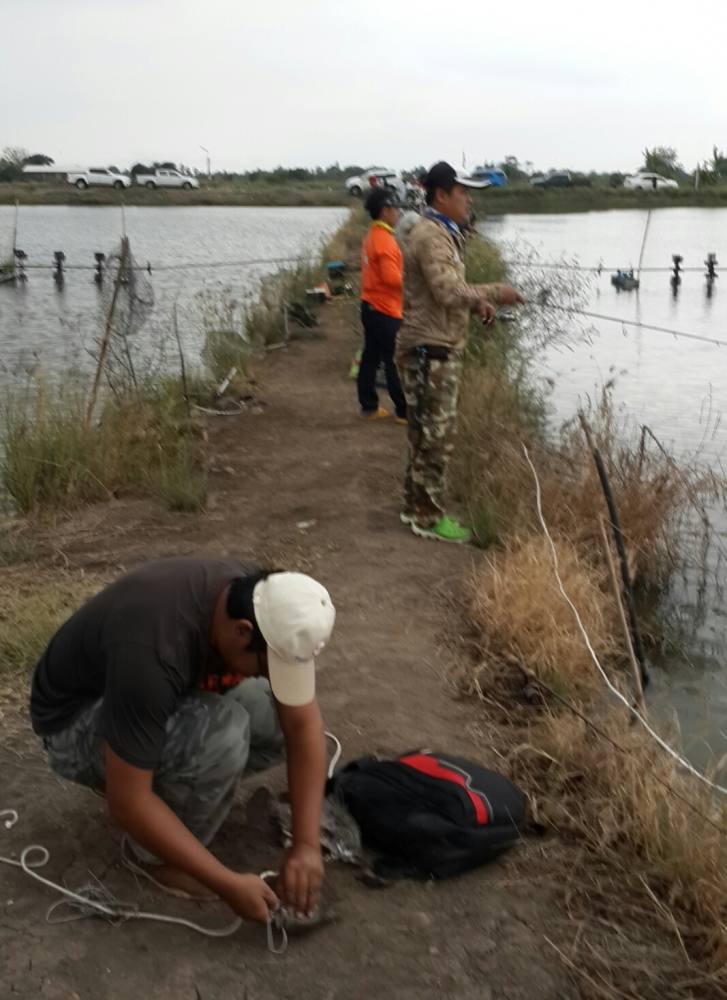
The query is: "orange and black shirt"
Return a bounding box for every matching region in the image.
[361,221,404,320]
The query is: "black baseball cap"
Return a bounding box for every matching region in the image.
[423,161,490,200]
[364,186,401,219]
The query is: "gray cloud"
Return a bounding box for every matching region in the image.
[1,0,724,173]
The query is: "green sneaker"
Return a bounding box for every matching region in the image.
[410,515,472,544]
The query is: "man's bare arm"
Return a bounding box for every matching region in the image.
[104,744,277,923]
[276,699,327,915]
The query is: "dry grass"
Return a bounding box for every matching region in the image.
[454,235,727,993]
[542,390,725,587]
[0,568,103,682]
[508,708,727,985]
[465,535,620,699]
[322,205,367,266]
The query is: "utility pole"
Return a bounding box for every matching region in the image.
[200,145,211,179]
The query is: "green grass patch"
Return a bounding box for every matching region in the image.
[0,375,207,515]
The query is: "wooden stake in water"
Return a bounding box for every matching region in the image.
[636,209,652,282]
[578,411,649,689]
[599,515,646,712]
[85,236,129,427]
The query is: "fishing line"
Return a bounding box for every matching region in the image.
[535,302,727,349]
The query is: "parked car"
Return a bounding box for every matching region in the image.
[470,167,507,187]
[135,168,199,190]
[623,172,679,191]
[67,167,132,190]
[345,167,393,197]
[531,170,572,188]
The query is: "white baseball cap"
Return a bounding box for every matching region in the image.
[252,572,336,706]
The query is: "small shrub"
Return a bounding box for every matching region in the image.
[0,377,110,514]
[195,288,252,383]
[0,375,207,515]
[244,260,320,347]
[154,439,207,513]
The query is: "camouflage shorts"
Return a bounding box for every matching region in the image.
[397,351,462,526]
[42,677,284,864]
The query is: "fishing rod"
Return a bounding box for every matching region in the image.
[533,302,727,349]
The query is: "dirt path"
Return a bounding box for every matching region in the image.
[1,300,574,1000]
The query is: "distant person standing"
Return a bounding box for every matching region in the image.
[396,161,525,543]
[357,187,407,423]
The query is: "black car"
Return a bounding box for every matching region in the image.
[531,170,572,188]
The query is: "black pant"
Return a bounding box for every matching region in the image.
[357,302,407,419]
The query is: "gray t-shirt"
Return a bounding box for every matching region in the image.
[30,557,250,769]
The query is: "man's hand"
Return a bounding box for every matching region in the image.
[499,285,526,306]
[278,843,324,917]
[474,299,497,326]
[220,873,279,924]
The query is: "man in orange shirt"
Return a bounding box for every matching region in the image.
[357,187,407,422]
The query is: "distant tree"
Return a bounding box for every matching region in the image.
[642,146,682,178]
[711,146,727,178]
[0,146,29,182]
[609,172,626,188]
[695,162,718,186]
[498,156,527,181]
[2,146,29,167]
[23,153,54,166]
[130,163,152,176]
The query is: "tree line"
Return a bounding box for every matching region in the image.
[2,145,727,186]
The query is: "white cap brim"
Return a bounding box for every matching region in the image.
[268,647,316,706]
[455,174,492,189]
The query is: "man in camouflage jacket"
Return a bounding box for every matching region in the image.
[396,161,525,544]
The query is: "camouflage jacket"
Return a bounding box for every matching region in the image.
[396,217,505,357]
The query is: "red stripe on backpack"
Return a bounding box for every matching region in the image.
[399,753,489,825]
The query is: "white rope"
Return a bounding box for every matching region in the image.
[0,727,345,948]
[521,443,727,798]
[325,730,342,778]
[0,809,288,948]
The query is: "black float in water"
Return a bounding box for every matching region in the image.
[94,252,106,285]
[53,251,65,286]
[670,254,682,297]
[705,253,718,298]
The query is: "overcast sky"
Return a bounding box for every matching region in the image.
[2,0,724,175]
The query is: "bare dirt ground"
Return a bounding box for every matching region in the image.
[0,300,577,1000]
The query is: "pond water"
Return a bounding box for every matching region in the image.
[0,204,348,378]
[485,208,727,770]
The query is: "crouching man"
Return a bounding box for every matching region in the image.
[30,557,336,924]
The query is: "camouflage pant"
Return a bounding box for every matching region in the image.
[398,351,463,526]
[42,677,284,864]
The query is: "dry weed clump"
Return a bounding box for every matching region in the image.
[465,535,620,699]
[508,708,727,977]
[0,568,103,682]
[543,390,726,588]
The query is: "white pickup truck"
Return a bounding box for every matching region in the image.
[135,169,199,190]
[67,167,132,190]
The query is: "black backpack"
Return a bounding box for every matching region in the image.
[327,750,527,880]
